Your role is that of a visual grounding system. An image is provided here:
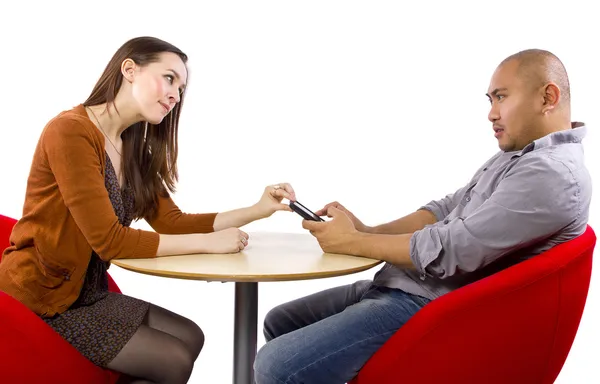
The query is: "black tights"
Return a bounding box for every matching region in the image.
[107,304,204,384]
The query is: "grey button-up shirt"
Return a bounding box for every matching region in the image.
[373,124,592,300]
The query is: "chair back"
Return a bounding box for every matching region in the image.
[352,225,596,384]
[0,214,17,261]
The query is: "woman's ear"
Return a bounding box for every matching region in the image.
[121,59,136,83]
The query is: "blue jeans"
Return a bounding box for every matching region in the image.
[254,280,431,384]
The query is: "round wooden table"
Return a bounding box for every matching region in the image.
[112,231,382,384]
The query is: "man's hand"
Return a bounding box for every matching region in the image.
[302,206,362,255]
[315,201,371,233]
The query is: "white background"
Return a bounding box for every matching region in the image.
[1,1,598,382]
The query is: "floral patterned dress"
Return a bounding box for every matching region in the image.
[43,154,150,367]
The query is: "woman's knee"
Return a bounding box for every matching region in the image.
[187,320,205,359]
[108,327,196,384]
[161,339,195,383]
[146,304,204,359]
[169,312,205,360]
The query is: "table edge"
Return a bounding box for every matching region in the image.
[110,259,383,282]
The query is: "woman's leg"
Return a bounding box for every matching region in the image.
[107,325,195,384]
[145,304,204,360]
[108,304,204,384]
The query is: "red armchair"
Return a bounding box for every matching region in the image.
[352,225,596,384]
[0,214,121,384]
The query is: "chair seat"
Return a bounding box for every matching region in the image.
[1,214,121,384]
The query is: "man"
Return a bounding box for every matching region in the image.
[253,49,592,384]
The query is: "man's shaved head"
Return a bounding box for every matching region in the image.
[487,49,573,152]
[500,49,570,108]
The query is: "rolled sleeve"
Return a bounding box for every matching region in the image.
[410,155,580,279]
[420,184,470,222]
[409,225,443,276]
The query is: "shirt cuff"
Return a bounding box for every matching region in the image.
[409,226,444,279]
[418,205,444,222]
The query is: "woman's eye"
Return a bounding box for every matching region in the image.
[165,75,174,84]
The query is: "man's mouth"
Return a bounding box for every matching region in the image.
[494,126,504,138]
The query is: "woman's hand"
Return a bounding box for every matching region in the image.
[253,182,297,219]
[212,183,298,231]
[204,228,250,253]
[156,228,250,256]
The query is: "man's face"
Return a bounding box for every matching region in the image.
[486,60,540,152]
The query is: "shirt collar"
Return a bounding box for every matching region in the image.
[510,121,587,158]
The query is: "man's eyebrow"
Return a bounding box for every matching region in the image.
[486,87,508,98]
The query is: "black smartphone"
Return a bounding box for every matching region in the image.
[289,201,324,222]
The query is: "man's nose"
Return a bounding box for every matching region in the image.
[488,103,499,123]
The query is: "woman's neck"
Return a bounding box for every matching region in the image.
[87,94,143,141]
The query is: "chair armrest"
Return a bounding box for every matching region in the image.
[107,272,122,294]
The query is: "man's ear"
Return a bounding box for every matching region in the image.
[121,58,136,83]
[541,82,561,115]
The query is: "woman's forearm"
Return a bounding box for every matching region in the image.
[156,233,210,256]
[212,205,264,231]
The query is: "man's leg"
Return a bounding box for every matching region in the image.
[263,280,372,341]
[254,285,430,384]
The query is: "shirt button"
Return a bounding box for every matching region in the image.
[443,219,450,224]
[466,196,471,202]
[483,167,488,171]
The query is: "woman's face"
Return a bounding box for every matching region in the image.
[126,52,188,124]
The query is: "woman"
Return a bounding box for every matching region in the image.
[0,36,296,384]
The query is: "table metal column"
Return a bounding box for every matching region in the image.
[233,282,258,384]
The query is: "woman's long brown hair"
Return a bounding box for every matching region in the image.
[83,36,188,221]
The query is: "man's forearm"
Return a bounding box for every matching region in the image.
[367,209,437,235]
[349,232,415,269]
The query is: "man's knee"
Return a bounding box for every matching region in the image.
[263,305,286,341]
[254,341,291,384]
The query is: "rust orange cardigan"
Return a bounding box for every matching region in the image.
[0,105,217,317]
